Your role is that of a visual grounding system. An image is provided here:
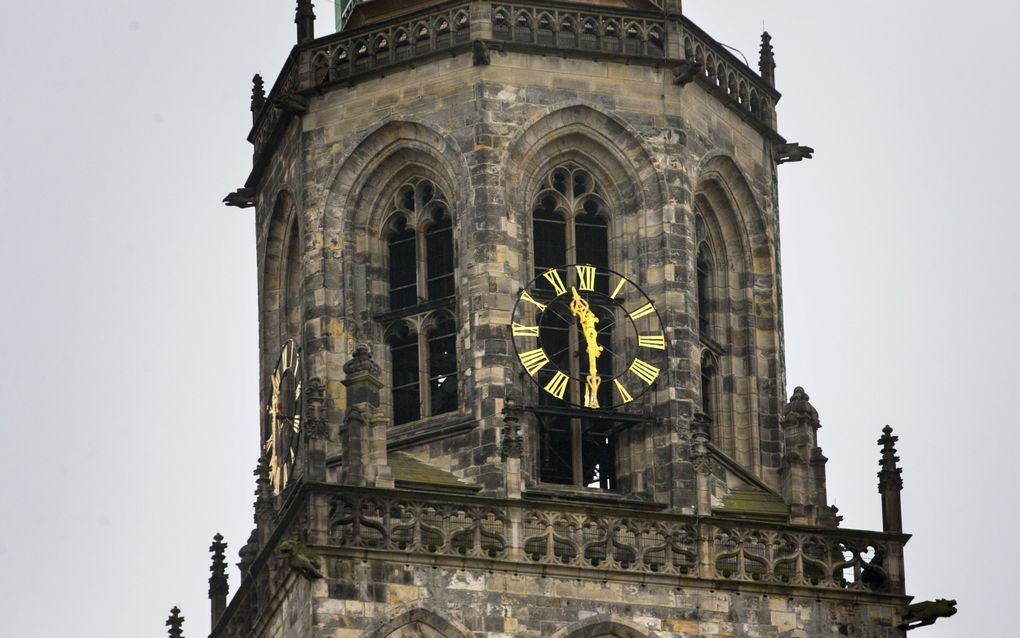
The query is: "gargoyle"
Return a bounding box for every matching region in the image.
[223,188,255,209]
[473,40,490,66]
[775,142,814,164]
[899,599,957,630]
[672,60,702,87]
[277,540,325,580]
[272,94,309,115]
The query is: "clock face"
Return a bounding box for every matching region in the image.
[266,339,302,495]
[511,264,667,409]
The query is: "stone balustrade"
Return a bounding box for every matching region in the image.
[326,487,904,594]
[246,1,781,172]
[212,484,905,638]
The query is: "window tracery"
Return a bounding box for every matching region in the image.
[530,164,616,490]
[383,178,458,425]
[695,212,720,425]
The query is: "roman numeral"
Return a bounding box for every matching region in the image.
[519,290,547,312]
[614,378,634,404]
[519,348,550,376]
[610,278,627,300]
[512,323,540,337]
[576,265,596,291]
[628,303,656,321]
[543,268,567,296]
[544,371,570,400]
[629,358,660,385]
[637,334,666,350]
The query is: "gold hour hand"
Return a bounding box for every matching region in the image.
[569,287,603,408]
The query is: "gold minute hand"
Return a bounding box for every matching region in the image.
[570,287,603,408]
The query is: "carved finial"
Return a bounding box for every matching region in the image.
[209,534,229,627]
[166,607,184,638]
[759,31,776,86]
[878,425,903,492]
[343,344,381,377]
[296,0,316,44]
[304,377,329,440]
[209,533,228,596]
[254,455,273,517]
[236,529,258,579]
[251,74,265,115]
[690,412,713,475]
[500,397,524,461]
[783,386,819,426]
[343,344,384,409]
[255,455,271,495]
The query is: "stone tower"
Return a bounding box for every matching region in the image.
[202,1,939,636]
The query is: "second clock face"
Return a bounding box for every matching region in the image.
[266,339,302,495]
[511,264,667,410]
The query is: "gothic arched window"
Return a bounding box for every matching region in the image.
[530,164,616,489]
[694,211,724,434]
[533,164,609,289]
[383,178,458,425]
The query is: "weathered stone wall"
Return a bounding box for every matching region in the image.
[310,559,902,638]
[258,45,785,505]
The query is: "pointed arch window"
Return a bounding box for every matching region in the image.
[530,163,616,490]
[383,178,458,425]
[282,215,303,342]
[696,245,712,337]
[695,211,723,429]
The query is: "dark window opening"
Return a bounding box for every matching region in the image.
[383,178,459,426]
[428,316,458,416]
[425,206,454,300]
[389,326,420,426]
[575,202,609,294]
[533,202,566,286]
[701,356,715,419]
[388,216,417,310]
[540,416,574,485]
[283,221,303,338]
[531,164,619,491]
[697,249,711,336]
[582,425,617,490]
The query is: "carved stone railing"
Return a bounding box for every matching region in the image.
[326,489,905,595]
[678,16,778,128]
[490,3,666,59]
[249,56,298,157]
[304,3,473,86]
[245,2,782,181]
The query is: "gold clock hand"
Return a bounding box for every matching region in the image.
[570,287,604,408]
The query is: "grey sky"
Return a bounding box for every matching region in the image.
[0,2,1014,636]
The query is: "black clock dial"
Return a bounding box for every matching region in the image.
[266,339,302,495]
[511,264,667,409]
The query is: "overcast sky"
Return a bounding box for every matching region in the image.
[0,2,1014,636]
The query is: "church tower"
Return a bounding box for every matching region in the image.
[197,1,951,636]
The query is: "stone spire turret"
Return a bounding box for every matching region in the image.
[780,387,839,526]
[166,606,185,638]
[254,455,273,545]
[759,31,776,86]
[878,425,904,533]
[296,0,316,44]
[208,533,229,628]
[340,346,392,487]
[250,74,265,121]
